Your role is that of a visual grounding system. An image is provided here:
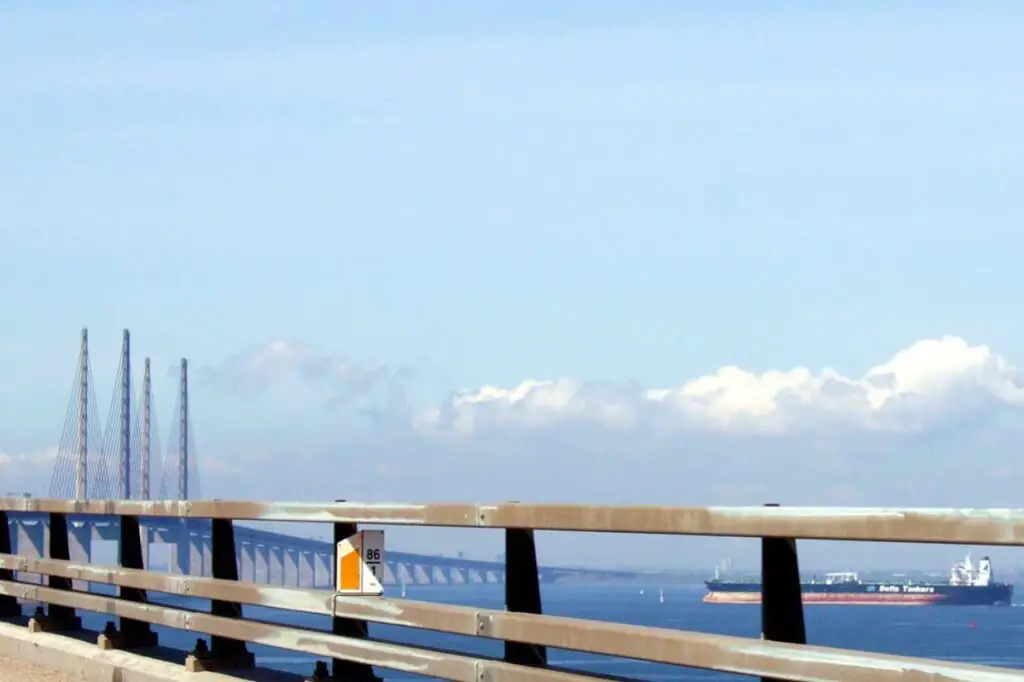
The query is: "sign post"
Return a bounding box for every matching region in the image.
[335,530,385,596]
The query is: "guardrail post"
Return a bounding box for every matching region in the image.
[0,511,20,617]
[504,503,547,667]
[186,516,255,672]
[28,512,81,632]
[329,500,379,682]
[97,515,158,650]
[761,502,806,682]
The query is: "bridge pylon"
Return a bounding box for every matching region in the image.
[46,328,167,500]
[48,328,105,499]
[159,358,200,501]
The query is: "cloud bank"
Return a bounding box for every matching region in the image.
[0,447,58,470]
[196,340,411,410]
[165,334,1024,511]
[0,448,59,495]
[415,337,1024,436]
[12,338,1024,566]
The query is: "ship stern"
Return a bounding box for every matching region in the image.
[998,583,1015,606]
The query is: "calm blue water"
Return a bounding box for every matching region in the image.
[67,582,1024,680]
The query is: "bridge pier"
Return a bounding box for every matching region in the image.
[0,512,20,617]
[68,521,91,592]
[255,544,269,583]
[313,551,329,588]
[188,529,206,577]
[165,520,190,576]
[382,562,396,585]
[431,566,448,585]
[172,535,190,576]
[299,550,314,588]
[238,542,255,583]
[13,520,44,585]
[269,546,284,585]
[202,537,212,577]
[283,548,298,587]
[141,523,152,570]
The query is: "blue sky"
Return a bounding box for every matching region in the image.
[2,2,1024,567]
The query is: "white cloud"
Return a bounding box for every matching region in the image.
[415,337,1024,435]
[0,447,58,470]
[196,339,410,410]
[0,448,60,495]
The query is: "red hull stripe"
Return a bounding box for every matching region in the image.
[704,591,944,605]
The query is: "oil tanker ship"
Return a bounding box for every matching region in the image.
[704,555,1013,606]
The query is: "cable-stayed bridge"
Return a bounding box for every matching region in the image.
[7,329,642,588]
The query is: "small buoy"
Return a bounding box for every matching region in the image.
[969,621,977,630]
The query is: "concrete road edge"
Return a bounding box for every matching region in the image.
[0,621,298,682]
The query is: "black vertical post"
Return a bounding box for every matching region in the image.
[0,512,20,617]
[331,500,378,681]
[209,518,253,665]
[185,518,254,672]
[504,517,547,667]
[761,502,806,682]
[117,516,156,646]
[46,513,80,628]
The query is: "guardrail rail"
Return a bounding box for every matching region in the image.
[1,498,1023,681]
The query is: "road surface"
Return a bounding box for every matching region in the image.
[0,655,74,681]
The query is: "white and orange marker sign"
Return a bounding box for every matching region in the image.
[335,530,385,596]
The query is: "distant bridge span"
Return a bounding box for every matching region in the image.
[7,513,644,586]
[31,328,644,587]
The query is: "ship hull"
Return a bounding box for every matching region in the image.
[704,581,1013,606]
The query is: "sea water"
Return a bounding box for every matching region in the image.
[70,582,1024,680]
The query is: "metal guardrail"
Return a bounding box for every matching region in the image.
[5,498,1024,544]
[0,498,1022,682]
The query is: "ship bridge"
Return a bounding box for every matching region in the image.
[823,571,860,584]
